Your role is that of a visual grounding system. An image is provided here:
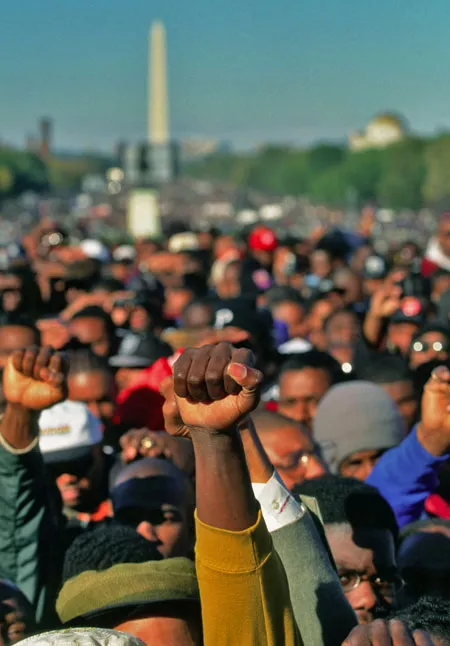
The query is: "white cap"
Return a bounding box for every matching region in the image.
[278,338,313,355]
[39,401,102,464]
[80,239,111,263]
[168,232,199,253]
[113,245,137,263]
[17,628,145,645]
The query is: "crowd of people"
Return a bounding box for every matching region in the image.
[1,215,450,644]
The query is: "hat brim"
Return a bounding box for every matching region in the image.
[109,356,153,368]
[77,597,200,624]
[42,445,93,465]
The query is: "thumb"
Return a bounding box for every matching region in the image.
[227,362,263,393]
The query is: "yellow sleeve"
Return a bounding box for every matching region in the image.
[195,509,303,646]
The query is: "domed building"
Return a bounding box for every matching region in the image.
[349,113,407,151]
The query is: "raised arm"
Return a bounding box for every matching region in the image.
[162,342,302,646]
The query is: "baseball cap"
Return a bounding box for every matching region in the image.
[390,297,426,326]
[168,232,199,253]
[112,245,137,263]
[39,401,102,464]
[248,227,278,252]
[109,333,172,368]
[17,628,145,645]
[56,558,199,624]
[362,255,388,280]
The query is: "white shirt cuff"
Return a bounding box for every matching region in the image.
[252,471,305,533]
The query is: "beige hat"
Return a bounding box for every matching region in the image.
[16,628,145,645]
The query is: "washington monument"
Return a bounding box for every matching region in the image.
[148,21,169,145]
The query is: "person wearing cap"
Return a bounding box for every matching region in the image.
[111,458,194,559]
[39,400,110,525]
[248,226,278,270]
[361,254,389,299]
[56,525,201,644]
[408,323,450,370]
[17,629,145,645]
[108,246,138,287]
[313,381,406,481]
[109,332,172,394]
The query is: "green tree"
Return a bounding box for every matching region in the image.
[377,138,425,209]
[423,135,450,205]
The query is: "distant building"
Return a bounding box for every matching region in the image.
[181,139,232,161]
[349,113,407,151]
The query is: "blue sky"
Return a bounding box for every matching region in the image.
[2,0,450,152]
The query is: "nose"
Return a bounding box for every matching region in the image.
[351,580,378,615]
[137,521,160,544]
[306,457,327,479]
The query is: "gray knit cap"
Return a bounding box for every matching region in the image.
[313,381,405,473]
[16,629,145,646]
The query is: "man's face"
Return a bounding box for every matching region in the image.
[115,608,202,645]
[381,380,416,431]
[68,370,116,425]
[438,219,450,258]
[272,302,306,340]
[340,449,387,481]
[326,312,360,347]
[326,524,399,624]
[278,368,332,432]
[311,250,332,279]
[387,322,419,356]
[259,424,326,490]
[183,304,213,330]
[113,474,192,559]
[0,326,39,368]
[49,447,104,511]
[409,331,450,370]
[70,317,110,357]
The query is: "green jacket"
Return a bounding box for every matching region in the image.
[271,496,357,646]
[0,437,61,627]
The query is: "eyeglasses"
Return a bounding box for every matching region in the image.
[339,571,405,600]
[412,340,448,353]
[276,451,315,471]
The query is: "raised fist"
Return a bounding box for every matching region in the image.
[162,343,262,435]
[418,365,450,456]
[4,347,67,411]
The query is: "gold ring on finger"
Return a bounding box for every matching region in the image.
[141,438,154,450]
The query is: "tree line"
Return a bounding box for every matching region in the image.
[185,134,450,210]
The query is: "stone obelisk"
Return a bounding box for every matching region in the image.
[148,21,169,145]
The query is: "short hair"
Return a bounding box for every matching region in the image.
[68,349,111,377]
[63,524,162,583]
[278,350,343,386]
[295,474,398,540]
[267,286,305,309]
[392,596,450,642]
[0,313,41,343]
[71,306,116,338]
[357,354,412,385]
[323,307,359,334]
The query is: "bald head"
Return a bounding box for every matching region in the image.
[252,409,309,435]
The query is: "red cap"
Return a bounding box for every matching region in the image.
[248,227,278,252]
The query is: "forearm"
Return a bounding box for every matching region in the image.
[363,313,385,347]
[1,404,39,450]
[192,430,259,531]
[239,417,273,483]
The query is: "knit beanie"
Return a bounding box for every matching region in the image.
[313,381,405,473]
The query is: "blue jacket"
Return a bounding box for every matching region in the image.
[367,426,449,528]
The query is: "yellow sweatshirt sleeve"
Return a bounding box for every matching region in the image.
[195,510,303,646]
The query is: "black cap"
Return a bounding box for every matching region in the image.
[390,297,426,326]
[362,255,388,280]
[109,333,172,368]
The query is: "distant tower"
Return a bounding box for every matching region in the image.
[39,118,52,159]
[149,21,169,144]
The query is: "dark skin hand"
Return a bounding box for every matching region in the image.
[120,428,195,477]
[343,620,434,646]
[161,343,262,531]
[1,347,67,450]
[417,365,450,457]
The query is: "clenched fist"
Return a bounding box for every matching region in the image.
[161,343,262,436]
[4,347,67,411]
